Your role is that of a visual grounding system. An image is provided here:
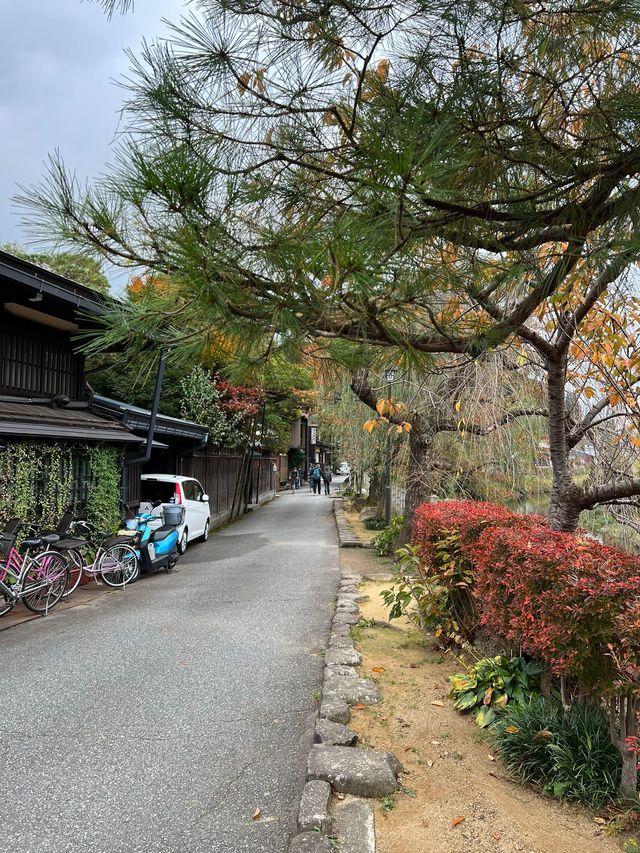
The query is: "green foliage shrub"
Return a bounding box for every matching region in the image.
[0,442,122,533]
[364,516,387,531]
[372,514,404,556]
[449,656,543,728]
[492,696,622,809]
[381,544,468,646]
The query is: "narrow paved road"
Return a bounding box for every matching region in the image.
[0,487,339,853]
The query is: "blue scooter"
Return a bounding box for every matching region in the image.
[129,502,181,574]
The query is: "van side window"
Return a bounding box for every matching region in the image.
[183,480,203,501]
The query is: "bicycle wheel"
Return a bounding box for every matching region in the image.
[22,551,69,614]
[0,564,15,617]
[99,544,139,588]
[61,548,84,598]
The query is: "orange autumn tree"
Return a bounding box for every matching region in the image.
[513,252,640,531]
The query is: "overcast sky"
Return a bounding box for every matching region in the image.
[0,0,186,288]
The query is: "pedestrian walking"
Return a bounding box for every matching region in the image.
[290,468,300,491]
[311,464,322,495]
[322,467,332,495]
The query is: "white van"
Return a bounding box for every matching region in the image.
[140,474,211,554]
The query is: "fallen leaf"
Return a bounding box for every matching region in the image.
[488,770,498,778]
[422,817,429,827]
[403,745,412,752]
[429,740,441,745]
[492,833,502,842]
[505,725,519,733]
[372,666,385,673]
[431,700,445,707]
[409,663,418,668]
[594,817,607,825]
[451,816,465,827]
[252,807,262,821]
[336,792,346,800]
[487,754,496,761]
[533,729,553,741]
[426,760,434,768]
[354,703,365,711]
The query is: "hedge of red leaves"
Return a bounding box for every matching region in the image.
[412,500,640,694]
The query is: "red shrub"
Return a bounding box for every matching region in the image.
[412,500,514,557]
[411,499,640,693]
[471,525,640,689]
[410,501,516,640]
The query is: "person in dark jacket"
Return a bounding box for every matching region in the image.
[311,464,322,494]
[322,468,333,495]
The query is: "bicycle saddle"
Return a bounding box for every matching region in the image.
[20,538,42,550]
[41,534,60,546]
[54,538,86,550]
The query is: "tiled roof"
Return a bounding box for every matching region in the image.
[0,401,141,443]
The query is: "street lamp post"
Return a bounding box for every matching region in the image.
[384,368,397,525]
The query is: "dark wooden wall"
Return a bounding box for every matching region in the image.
[0,315,85,399]
[178,450,277,527]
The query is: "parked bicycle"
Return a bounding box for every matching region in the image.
[0,519,69,616]
[52,519,140,596]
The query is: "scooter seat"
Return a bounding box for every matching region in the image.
[151,525,176,543]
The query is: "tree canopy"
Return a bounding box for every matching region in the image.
[17,0,640,360]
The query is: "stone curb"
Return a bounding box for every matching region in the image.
[333,501,365,548]
[288,569,402,852]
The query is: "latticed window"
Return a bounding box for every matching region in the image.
[71,452,91,514]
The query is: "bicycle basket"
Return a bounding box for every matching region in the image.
[162,504,185,526]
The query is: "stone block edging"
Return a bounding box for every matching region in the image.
[288,569,402,852]
[332,501,365,548]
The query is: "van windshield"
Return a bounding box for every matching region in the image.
[141,480,177,504]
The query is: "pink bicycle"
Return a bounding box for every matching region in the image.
[0,519,69,616]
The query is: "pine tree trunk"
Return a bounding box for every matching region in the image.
[401,414,433,542]
[546,356,583,532]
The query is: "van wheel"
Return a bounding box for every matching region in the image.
[178,528,188,555]
[200,519,210,542]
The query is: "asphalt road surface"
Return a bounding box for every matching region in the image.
[0,487,340,853]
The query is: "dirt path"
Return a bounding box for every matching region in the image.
[346,578,624,853]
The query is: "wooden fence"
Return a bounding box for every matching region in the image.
[178,449,277,529]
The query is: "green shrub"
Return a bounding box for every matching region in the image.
[492,696,622,809]
[381,544,467,646]
[364,516,387,531]
[372,514,404,556]
[449,656,543,728]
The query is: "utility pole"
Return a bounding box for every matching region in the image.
[384,368,396,525]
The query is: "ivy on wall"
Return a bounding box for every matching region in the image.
[0,442,122,533]
[86,446,122,532]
